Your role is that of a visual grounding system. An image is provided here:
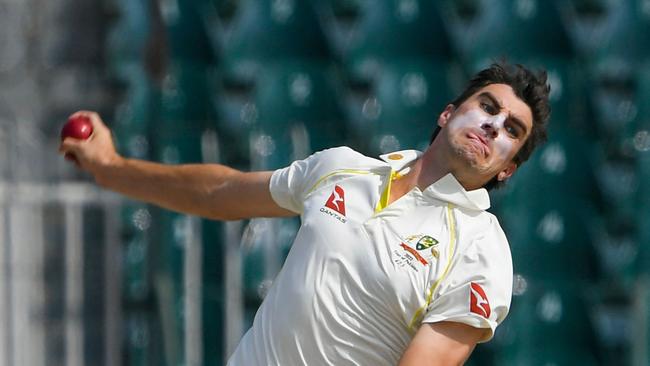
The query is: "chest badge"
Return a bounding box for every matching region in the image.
[393,234,440,271]
[406,234,440,259]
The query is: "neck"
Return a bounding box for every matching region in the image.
[409,142,485,192]
[388,144,452,205]
[388,141,489,205]
[414,147,451,190]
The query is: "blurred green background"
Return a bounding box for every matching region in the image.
[2,0,650,365]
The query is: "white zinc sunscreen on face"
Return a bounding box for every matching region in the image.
[447,109,517,161]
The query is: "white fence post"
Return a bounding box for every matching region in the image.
[104,205,122,366]
[224,220,243,362]
[184,216,203,366]
[10,202,46,366]
[64,203,84,366]
[0,204,9,366]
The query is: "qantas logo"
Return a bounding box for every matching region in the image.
[469,282,491,319]
[324,185,346,215]
[320,185,347,223]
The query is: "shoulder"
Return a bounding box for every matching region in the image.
[307,146,378,168]
[315,146,363,158]
[479,212,511,262]
[459,210,510,249]
[269,146,384,212]
[293,146,386,181]
[272,146,374,180]
[456,210,512,278]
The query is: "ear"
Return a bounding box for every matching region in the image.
[497,162,518,182]
[437,104,455,128]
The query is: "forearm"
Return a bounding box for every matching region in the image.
[94,157,244,219]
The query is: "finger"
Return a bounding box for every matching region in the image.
[59,140,85,168]
[59,137,83,155]
[63,152,82,168]
[64,153,80,165]
[85,113,110,138]
[60,136,84,147]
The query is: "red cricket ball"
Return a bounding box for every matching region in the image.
[61,115,93,141]
[61,115,94,164]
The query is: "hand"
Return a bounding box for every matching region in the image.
[58,111,124,176]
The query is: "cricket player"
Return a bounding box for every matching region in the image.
[59,62,550,365]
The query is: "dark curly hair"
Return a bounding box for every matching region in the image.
[431,62,551,190]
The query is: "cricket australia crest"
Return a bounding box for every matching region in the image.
[406,234,440,259]
[392,234,441,272]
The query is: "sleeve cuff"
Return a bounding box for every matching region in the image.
[421,313,497,343]
[269,168,301,213]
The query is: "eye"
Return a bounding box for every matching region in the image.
[505,124,522,138]
[480,101,497,115]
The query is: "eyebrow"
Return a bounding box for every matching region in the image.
[478,91,529,136]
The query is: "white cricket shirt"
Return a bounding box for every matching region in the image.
[227,147,513,366]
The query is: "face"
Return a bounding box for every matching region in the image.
[438,83,533,186]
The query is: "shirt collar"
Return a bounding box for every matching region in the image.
[379,150,491,211]
[379,150,422,175]
[424,173,491,211]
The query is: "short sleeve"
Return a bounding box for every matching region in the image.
[269,147,359,214]
[422,218,513,342]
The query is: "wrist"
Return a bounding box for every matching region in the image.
[93,153,126,188]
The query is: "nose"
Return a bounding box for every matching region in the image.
[481,114,506,138]
[481,121,498,138]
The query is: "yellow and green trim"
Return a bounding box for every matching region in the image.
[374,170,406,213]
[306,169,375,195]
[407,203,458,333]
[306,168,399,214]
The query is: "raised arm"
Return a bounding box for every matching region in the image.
[58,111,296,221]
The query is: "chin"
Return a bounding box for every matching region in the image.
[455,146,481,165]
[462,154,494,174]
[450,140,490,168]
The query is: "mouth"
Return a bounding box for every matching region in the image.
[466,132,490,157]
